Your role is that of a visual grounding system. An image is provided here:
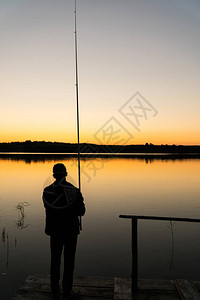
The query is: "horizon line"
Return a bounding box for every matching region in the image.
[0,140,200,147]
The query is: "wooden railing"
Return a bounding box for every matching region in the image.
[119,215,200,296]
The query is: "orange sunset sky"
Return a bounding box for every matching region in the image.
[0,0,199,145]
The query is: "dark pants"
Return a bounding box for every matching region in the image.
[50,234,78,295]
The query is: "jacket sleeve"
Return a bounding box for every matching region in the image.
[77,192,86,216]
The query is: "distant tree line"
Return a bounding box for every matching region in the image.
[0,140,199,153]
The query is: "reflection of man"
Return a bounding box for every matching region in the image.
[43,163,85,299]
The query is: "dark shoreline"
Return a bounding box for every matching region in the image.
[0,141,200,154]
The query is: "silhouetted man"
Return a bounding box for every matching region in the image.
[43,163,85,299]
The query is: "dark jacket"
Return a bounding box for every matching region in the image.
[43,180,85,236]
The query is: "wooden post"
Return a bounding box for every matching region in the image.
[132,217,138,295]
[119,214,200,298]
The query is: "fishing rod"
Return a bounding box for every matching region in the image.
[74,0,81,192]
[74,0,82,230]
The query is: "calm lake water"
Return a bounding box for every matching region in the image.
[0,155,200,299]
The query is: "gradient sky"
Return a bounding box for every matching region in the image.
[0,0,199,145]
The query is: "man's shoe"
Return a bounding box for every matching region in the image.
[63,290,80,299]
[51,286,61,296]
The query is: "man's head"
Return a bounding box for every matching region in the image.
[53,163,67,180]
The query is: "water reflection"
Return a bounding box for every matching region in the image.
[2,228,10,267]
[0,156,200,300]
[0,153,200,164]
[2,227,6,245]
[16,202,30,230]
[167,221,176,270]
[6,233,9,267]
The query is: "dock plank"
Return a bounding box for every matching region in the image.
[74,276,113,287]
[13,275,200,300]
[13,292,53,300]
[18,276,113,295]
[175,279,200,300]
[114,278,180,300]
[13,275,114,300]
[114,277,131,300]
[24,275,113,287]
[139,279,176,291]
[13,293,111,300]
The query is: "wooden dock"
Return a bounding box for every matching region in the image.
[12,275,200,300]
